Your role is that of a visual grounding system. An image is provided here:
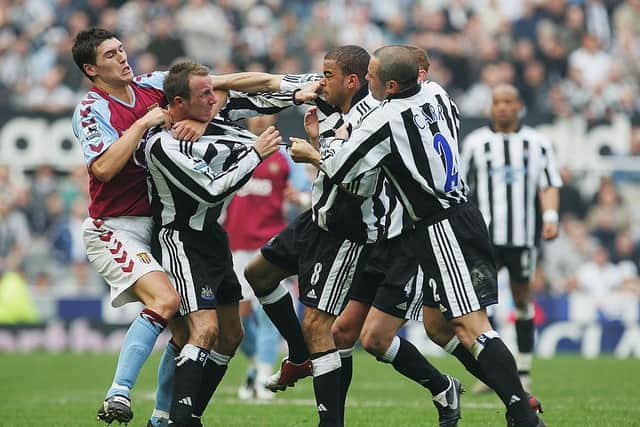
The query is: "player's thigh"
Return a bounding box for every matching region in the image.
[245,252,292,293]
[418,205,498,320]
[298,229,371,317]
[252,212,309,287]
[132,270,180,315]
[83,216,170,308]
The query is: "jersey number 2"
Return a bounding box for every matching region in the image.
[433,133,459,192]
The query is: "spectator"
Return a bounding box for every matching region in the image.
[573,244,640,322]
[543,215,598,295]
[586,177,632,252]
[145,15,185,69]
[0,192,31,275]
[176,0,232,67]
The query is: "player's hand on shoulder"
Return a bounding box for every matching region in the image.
[142,106,172,130]
[254,125,281,159]
[172,119,208,142]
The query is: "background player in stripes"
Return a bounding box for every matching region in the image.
[460,84,562,393]
[144,61,283,427]
[289,45,545,427]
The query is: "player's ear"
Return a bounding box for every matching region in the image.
[84,63,97,79]
[347,74,359,89]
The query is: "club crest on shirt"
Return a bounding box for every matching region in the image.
[82,123,101,140]
[137,252,151,264]
[201,286,216,301]
[192,159,208,171]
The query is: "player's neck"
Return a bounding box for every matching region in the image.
[494,122,519,134]
[95,80,133,104]
[168,108,182,123]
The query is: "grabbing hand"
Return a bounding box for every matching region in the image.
[289,137,320,165]
[172,119,208,142]
[254,125,282,159]
[143,107,172,129]
[294,81,321,104]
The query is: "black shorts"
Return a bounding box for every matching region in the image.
[419,203,498,320]
[493,245,537,283]
[152,225,242,316]
[261,210,371,316]
[349,232,424,321]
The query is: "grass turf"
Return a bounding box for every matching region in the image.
[1,352,638,426]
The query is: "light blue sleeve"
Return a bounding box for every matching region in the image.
[132,71,167,90]
[71,95,119,166]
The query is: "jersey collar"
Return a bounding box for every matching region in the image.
[386,83,420,100]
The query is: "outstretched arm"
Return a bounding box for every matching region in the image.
[212,72,322,93]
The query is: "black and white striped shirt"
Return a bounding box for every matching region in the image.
[461,125,562,247]
[145,120,262,232]
[319,81,466,224]
[143,91,297,232]
[313,89,416,242]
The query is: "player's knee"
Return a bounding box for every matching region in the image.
[244,262,272,294]
[360,329,389,357]
[332,321,359,349]
[423,323,450,347]
[190,322,219,349]
[148,291,180,319]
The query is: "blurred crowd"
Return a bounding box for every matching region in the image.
[0,0,639,323]
[2,0,640,119]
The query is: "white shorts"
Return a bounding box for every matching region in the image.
[232,249,259,307]
[83,216,163,307]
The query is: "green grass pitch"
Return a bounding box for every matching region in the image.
[1,351,638,426]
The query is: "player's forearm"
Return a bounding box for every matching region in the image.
[91,120,148,182]
[212,72,282,93]
[539,187,560,222]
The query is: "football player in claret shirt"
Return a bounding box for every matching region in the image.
[72,27,192,425]
[71,27,316,426]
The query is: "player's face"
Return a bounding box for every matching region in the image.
[491,90,522,129]
[87,38,133,85]
[366,57,386,101]
[184,75,217,122]
[320,59,350,108]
